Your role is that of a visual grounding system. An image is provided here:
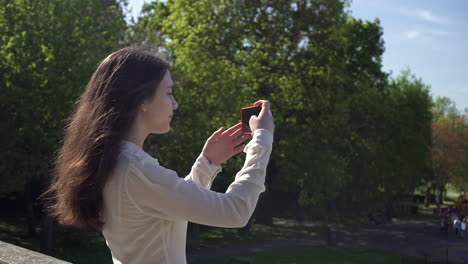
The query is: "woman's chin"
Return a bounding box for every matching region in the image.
[153,126,171,134]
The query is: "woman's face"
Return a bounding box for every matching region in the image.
[141,70,178,134]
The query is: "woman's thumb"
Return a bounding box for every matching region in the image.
[249,115,257,123]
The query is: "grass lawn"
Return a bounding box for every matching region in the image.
[194,246,428,264]
[414,183,461,203]
[187,220,325,249]
[0,217,325,264]
[52,227,112,264]
[445,183,461,202]
[0,217,112,264]
[0,208,448,264]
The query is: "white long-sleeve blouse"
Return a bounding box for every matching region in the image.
[101,129,273,264]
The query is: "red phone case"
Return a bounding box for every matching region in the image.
[241,105,262,135]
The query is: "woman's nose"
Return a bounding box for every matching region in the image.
[172,99,178,110]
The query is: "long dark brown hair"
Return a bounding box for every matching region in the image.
[43,47,170,231]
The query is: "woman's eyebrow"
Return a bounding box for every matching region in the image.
[167,85,174,89]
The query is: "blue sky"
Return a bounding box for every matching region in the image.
[127,0,468,111]
[350,0,468,111]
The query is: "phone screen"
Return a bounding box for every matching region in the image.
[241,106,262,134]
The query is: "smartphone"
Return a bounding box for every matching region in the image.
[241,105,262,134]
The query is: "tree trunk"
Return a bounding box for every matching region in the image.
[385,200,393,223]
[431,186,437,204]
[437,185,445,205]
[253,159,277,226]
[238,208,257,237]
[255,191,273,225]
[424,183,431,207]
[25,182,37,237]
[188,223,200,242]
[40,213,54,255]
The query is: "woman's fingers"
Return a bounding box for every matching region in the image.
[222,122,242,136]
[232,144,246,155]
[210,121,251,147]
[231,134,249,147]
[208,127,225,142]
[253,100,265,106]
[258,101,270,118]
[229,127,244,138]
[219,122,245,138]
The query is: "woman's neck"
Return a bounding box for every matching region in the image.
[123,119,148,148]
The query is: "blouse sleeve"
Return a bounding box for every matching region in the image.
[124,129,273,228]
[184,153,222,189]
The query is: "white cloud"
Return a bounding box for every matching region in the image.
[400,8,455,25]
[448,83,468,95]
[403,29,455,40]
[404,31,421,39]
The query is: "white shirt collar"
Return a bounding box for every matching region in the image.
[119,140,149,160]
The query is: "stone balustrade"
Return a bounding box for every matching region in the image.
[0,240,70,264]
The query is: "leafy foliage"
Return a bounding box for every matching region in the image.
[0,0,442,230]
[135,0,433,219]
[0,0,127,195]
[431,116,468,190]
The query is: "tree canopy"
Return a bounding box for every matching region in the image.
[0,0,459,239]
[135,0,434,221]
[0,0,127,195]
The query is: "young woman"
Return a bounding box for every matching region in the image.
[44,47,274,264]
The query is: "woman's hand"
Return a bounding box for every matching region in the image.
[249,100,275,134]
[202,122,250,165]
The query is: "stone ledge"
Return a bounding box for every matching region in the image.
[0,240,70,264]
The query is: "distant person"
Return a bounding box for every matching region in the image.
[43,47,275,264]
[454,216,461,235]
[450,211,459,232]
[462,217,468,237]
[435,203,441,215]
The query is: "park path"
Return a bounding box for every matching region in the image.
[187,219,468,263]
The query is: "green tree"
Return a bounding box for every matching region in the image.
[386,70,432,211]
[429,97,468,205]
[136,0,398,225]
[0,0,127,252]
[432,96,459,121]
[432,118,468,204]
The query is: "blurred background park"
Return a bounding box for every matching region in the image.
[0,0,467,263]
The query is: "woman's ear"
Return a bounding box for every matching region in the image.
[139,103,147,112]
